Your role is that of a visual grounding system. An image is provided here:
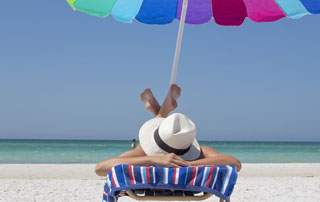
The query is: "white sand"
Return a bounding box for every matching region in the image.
[0,164,320,202]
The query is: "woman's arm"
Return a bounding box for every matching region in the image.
[95,145,149,176]
[95,145,189,176]
[95,157,153,176]
[188,146,242,172]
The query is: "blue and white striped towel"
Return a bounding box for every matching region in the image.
[103,164,237,202]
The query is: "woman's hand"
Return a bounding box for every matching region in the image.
[235,159,242,172]
[149,153,190,168]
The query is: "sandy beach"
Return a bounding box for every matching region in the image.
[0,164,319,202]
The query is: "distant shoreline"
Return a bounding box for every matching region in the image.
[1,140,320,164]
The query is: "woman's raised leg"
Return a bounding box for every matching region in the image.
[156,84,181,118]
[140,88,161,117]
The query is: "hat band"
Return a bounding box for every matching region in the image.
[154,128,191,156]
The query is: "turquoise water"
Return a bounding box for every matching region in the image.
[0,139,319,163]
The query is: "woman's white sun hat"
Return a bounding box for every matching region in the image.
[139,113,201,161]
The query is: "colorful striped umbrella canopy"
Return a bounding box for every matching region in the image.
[67,0,320,25]
[66,0,320,83]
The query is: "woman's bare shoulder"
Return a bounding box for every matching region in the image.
[200,145,220,157]
[118,144,146,158]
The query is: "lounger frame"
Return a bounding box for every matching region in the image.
[126,190,212,201]
[126,190,230,202]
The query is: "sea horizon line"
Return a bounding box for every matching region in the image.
[0,138,319,143]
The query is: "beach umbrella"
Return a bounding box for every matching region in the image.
[66,0,320,84]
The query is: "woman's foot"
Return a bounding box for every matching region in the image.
[140,88,161,116]
[157,84,181,118]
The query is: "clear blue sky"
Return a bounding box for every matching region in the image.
[0,1,319,141]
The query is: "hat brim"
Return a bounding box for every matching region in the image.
[139,118,201,161]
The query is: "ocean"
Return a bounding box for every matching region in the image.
[0,139,319,164]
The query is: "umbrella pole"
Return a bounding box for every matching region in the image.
[170,0,188,85]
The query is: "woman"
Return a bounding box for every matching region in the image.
[95,84,241,176]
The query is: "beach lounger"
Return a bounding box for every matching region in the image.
[103,164,237,202]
